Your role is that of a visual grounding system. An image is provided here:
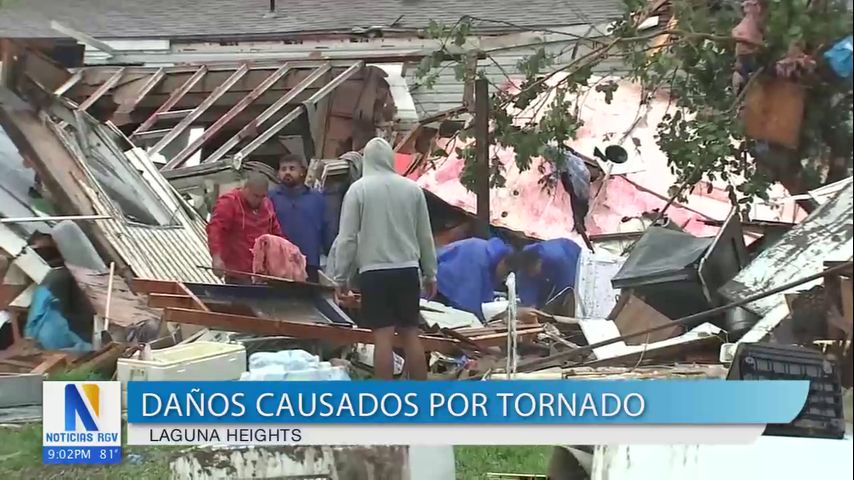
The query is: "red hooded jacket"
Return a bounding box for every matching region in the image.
[207,189,283,274]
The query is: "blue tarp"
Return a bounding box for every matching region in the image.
[825,36,853,79]
[517,238,582,308]
[436,237,512,321]
[25,286,92,352]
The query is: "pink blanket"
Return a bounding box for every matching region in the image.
[252,234,307,282]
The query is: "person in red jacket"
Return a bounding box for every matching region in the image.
[207,173,283,283]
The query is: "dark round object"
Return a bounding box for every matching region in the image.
[604,145,628,163]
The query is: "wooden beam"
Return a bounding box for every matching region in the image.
[393,126,421,154]
[202,63,331,165]
[470,328,543,347]
[148,293,196,310]
[0,39,15,89]
[31,353,69,375]
[163,63,293,170]
[131,278,182,295]
[154,109,194,121]
[131,66,208,137]
[0,283,29,309]
[9,310,22,344]
[115,67,165,115]
[230,108,303,162]
[162,308,463,354]
[151,63,250,155]
[131,128,171,141]
[177,283,210,312]
[54,70,83,96]
[77,67,125,112]
[474,76,490,239]
[234,62,363,162]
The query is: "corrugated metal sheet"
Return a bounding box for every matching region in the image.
[49,114,219,284]
[720,181,853,317]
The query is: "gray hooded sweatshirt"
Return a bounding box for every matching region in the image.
[331,137,437,285]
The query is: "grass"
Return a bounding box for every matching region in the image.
[0,423,174,480]
[454,446,553,479]
[0,423,552,479]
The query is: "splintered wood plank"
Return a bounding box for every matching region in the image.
[68,266,160,328]
[469,328,543,347]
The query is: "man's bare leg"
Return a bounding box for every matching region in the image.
[372,326,396,380]
[398,327,427,380]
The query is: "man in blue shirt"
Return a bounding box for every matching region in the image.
[516,238,582,310]
[434,237,514,323]
[270,154,331,282]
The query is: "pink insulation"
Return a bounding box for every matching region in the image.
[415,79,804,242]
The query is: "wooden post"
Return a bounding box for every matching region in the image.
[0,39,15,88]
[474,76,490,239]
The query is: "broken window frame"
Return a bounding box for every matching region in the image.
[47,104,182,227]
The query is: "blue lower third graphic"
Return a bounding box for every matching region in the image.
[127,380,809,425]
[43,382,123,465]
[42,446,122,465]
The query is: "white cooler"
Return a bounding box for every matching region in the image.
[117,342,247,406]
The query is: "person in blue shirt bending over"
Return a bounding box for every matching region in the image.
[516,238,582,310]
[434,237,514,323]
[270,153,331,283]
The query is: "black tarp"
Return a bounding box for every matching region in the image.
[612,227,713,288]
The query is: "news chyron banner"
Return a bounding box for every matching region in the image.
[45,379,809,464]
[120,380,807,446]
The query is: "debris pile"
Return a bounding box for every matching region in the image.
[0,39,851,455]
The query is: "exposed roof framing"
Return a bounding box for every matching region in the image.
[77,67,125,112]
[52,58,393,171]
[149,63,250,155]
[115,67,165,117]
[231,61,364,166]
[130,66,209,138]
[163,62,293,169]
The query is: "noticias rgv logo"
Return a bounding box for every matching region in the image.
[65,383,101,432]
[44,383,120,443]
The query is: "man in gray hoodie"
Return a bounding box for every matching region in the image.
[332,137,437,380]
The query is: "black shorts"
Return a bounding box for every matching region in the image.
[358,267,421,330]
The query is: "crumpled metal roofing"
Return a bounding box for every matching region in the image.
[91,148,218,284]
[720,181,853,317]
[48,113,218,284]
